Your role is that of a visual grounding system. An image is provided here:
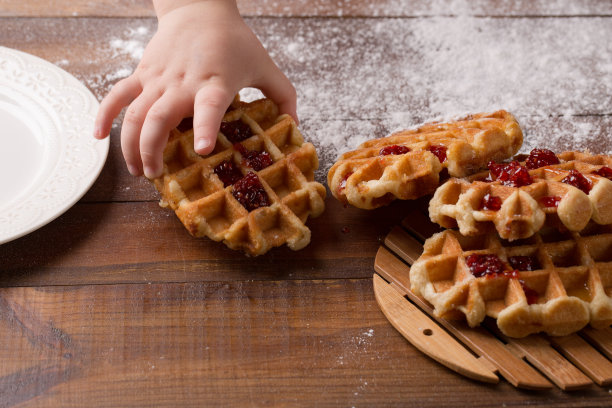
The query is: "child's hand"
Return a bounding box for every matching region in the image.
[93,0,297,179]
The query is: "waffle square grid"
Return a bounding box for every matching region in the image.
[152,98,326,256]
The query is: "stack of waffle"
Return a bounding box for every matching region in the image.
[328,111,612,337]
[151,98,326,256]
[412,148,612,336]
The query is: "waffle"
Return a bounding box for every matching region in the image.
[151,97,326,256]
[430,150,612,241]
[327,110,523,209]
[409,228,612,337]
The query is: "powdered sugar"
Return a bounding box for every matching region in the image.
[81,24,152,99]
[82,14,611,182]
[255,15,612,177]
[242,0,612,17]
[109,26,149,60]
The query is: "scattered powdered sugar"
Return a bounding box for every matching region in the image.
[254,15,612,176]
[109,26,149,61]
[82,24,152,99]
[74,14,611,183]
[336,328,376,365]
[244,0,612,17]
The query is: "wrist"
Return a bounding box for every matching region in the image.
[153,0,238,19]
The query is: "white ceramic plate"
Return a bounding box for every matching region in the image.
[0,47,108,244]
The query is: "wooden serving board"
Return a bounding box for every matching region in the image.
[373,208,612,390]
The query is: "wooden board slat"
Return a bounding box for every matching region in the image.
[384,226,424,265]
[377,212,612,391]
[502,335,592,390]
[550,334,612,386]
[373,274,499,384]
[374,246,553,390]
[581,326,612,360]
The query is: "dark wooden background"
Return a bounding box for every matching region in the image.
[1,1,611,406]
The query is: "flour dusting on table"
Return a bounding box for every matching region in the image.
[80,15,610,182]
[256,15,612,177]
[82,25,151,99]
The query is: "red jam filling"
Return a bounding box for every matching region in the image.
[561,170,592,194]
[525,148,560,169]
[593,166,612,180]
[428,145,447,163]
[220,120,253,143]
[379,145,410,156]
[539,195,561,208]
[467,254,539,304]
[487,161,533,187]
[508,255,539,271]
[234,143,273,171]
[465,254,507,278]
[214,160,243,187]
[480,193,502,211]
[232,172,270,211]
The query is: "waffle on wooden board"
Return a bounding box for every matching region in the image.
[430,150,612,241]
[409,227,612,338]
[150,97,326,256]
[327,110,523,209]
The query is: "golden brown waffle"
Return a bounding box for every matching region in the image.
[430,150,612,241]
[151,97,326,256]
[327,111,523,209]
[409,228,612,337]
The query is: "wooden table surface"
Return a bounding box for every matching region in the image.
[1,1,612,406]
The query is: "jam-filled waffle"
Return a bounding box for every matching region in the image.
[409,227,612,338]
[327,111,523,209]
[151,97,326,256]
[429,149,612,241]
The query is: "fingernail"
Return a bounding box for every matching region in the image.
[195,138,211,153]
[143,166,157,179]
[93,126,102,139]
[127,165,140,176]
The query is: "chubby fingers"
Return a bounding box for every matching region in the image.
[94,76,142,139]
[256,61,298,124]
[192,85,236,155]
[120,89,163,177]
[139,89,194,179]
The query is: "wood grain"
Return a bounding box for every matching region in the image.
[1,16,611,206]
[0,198,420,286]
[2,1,612,406]
[2,280,612,407]
[373,274,499,384]
[2,0,612,17]
[2,17,612,122]
[374,244,554,391]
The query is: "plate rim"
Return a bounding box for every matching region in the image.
[0,46,109,244]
